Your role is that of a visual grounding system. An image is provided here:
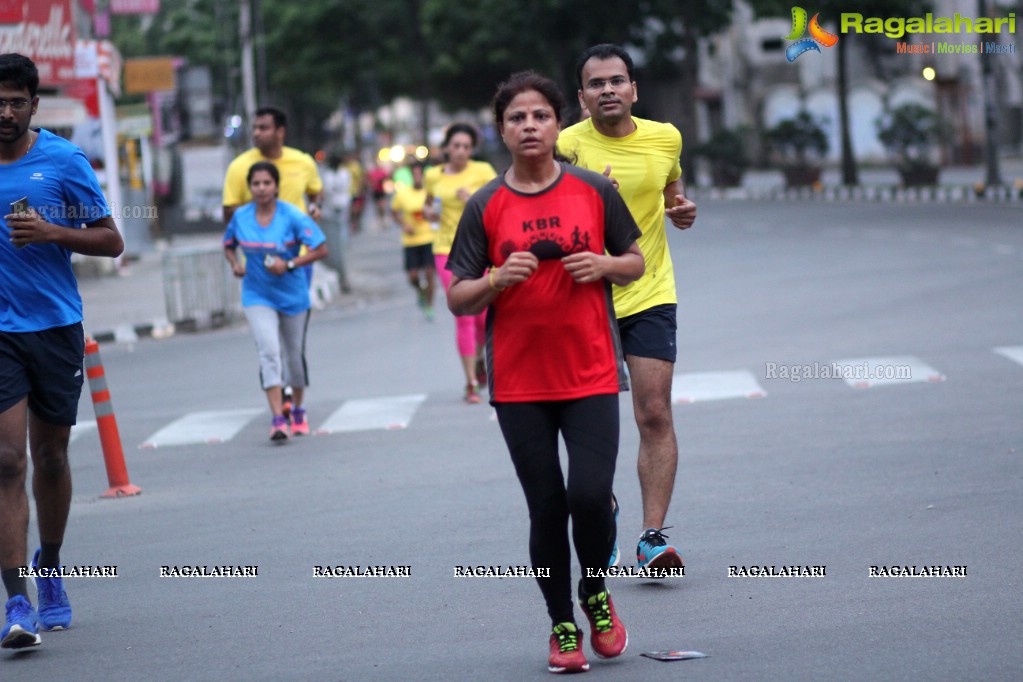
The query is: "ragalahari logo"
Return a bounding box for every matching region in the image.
[784,7,839,62]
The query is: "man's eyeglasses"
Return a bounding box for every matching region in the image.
[585,77,630,91]
[0,99,32,112]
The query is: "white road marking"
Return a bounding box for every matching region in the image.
[139,409,263,448]
[994,346,1023,367]
[830,355,946,389]
[70,420,97,444]
[672,370,767,404]
[317,394,427,434]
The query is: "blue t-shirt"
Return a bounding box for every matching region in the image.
[223,200,326,315]
[0,129,111,333]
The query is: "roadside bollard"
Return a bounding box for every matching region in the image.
[84,337,142,498]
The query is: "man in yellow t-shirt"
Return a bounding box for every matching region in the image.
[390,163,436,320]
[222,106,323,223]
[559,43,697,573]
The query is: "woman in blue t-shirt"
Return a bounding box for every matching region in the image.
[224,161,327,441]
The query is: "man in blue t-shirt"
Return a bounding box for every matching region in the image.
[0,54,123,651]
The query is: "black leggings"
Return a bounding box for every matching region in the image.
[495,394,619,625]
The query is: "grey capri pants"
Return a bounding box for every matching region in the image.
[243,305,311,389]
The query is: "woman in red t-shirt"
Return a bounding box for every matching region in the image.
[446,71,644,674]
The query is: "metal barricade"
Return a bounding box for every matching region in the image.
[161,247,241,331]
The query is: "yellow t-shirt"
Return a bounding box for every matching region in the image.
[558,117,683,318]
[391,186,434,248]
[423,160,497,256]
[222,146,324,214]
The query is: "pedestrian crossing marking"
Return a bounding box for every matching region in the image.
[70,420,97,443]
[994,346,1023,367]
[831,355,945,388]
[672,370,766,404]
[139,409,263,448]
[317,394,427,434]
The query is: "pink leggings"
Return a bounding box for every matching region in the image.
[435,253,486,357]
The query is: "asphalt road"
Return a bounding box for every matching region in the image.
[5,199,1022,681]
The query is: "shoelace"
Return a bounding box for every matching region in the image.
[37,575,62,601]
[584,593,613,631]
[642,526,674,546]
[553,626,580,652]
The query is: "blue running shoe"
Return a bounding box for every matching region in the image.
[608,494,620,568]
[32,549,72,630]
[636,527,684,572]
[1,595,41,649]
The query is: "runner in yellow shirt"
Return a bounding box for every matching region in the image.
[391,162,436,320]
[559,44,697,572]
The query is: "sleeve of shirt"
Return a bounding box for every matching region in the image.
[601,182,642,256]
[666,124,683,185]
[446,193,490,280]
[294,208,326,249]
[61,148,110,224]
[222,158,246,207]
[223,213,239,248]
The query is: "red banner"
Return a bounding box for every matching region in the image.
[0,0,76,85]
[0,0,21,24]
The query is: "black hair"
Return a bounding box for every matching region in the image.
[492,71,565,126]
[442,122,478,149]
[0,53,39,98]
[575,44,635,88]
[254,106,286,129]
[247,160,279,186]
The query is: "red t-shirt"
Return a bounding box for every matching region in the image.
[447,163,641,403]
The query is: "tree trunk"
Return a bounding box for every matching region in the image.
[837,35,858,185]
[679,2,699,190]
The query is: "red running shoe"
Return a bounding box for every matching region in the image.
[548,622,589,674]
[290,407,309,436]
[578,589,627,659]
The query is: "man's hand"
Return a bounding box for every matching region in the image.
[665,194,696,230]
[5,208,53,247]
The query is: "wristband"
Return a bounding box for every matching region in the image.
[488,268,505,292]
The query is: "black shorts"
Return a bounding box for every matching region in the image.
[617,303,677,363]
[0,323,85,425]
[404,243,434,271]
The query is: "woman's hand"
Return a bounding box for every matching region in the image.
[492,251,539,290]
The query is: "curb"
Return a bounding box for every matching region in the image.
[687,183,1023,203]
[88,320,176,345]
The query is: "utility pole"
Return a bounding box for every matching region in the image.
[239,0,257,124]
[978,0,1002,187]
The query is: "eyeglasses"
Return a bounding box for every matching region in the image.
[585,77,630,91]
[0,98,32,112]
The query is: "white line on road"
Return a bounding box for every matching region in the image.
[831,355,946,389]
[317,394,427,434]
[672,370,767,404]
[70,420,97,444]
[994,346,1023,367]
[139,409,263,448]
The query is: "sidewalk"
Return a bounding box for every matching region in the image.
[688,159,1023,202]
[79,226,400,345]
